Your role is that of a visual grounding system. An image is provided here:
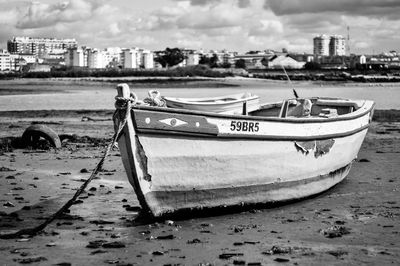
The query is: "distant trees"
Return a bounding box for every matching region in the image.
[199,54,219,68]
[235,59,246,69]
[154,47,185,68]
[304,62,321,70]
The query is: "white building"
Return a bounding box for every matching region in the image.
[0,50,11,71]
[121,48,154,69]
[313,34,330,56]
[87,49,106,69]
[65,48,85,67]
[140,49,154,69]
[7,36,77,58]
[329,35,346,56]
[121,48,140,68]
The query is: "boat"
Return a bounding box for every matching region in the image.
[114,83,375,218]
[162,92,260,114]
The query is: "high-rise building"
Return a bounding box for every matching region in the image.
[313,35,330,56]
[65,47,86,67]
[7,37,77,58]
[329,35,346,56]
[314,34,346,56]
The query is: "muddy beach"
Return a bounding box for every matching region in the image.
[0,109,399,266]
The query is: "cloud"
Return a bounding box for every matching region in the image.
[16,0,104,29]
[264,0,400,18]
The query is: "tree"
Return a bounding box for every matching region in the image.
[199,54,219,68]
[209,54,219,68]
[235,59,246,69]
[155,48,185,68]
[304,62,321,70]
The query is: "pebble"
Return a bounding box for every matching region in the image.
[219,253,244,259]
[3,201,15,207]
[80,168,89,173]
[156,234,175,240]
[102,241,126,248]
[152,251,164,256]
[274,258,290,262]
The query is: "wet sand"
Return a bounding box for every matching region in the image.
[0,110,399,265]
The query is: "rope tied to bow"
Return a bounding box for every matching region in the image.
[0,100,132,239]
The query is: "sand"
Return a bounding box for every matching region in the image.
[0,109,399,266]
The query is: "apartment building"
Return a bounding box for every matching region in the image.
[314,34,346,56]
[121,48,154,69]
[329,35,346,56]
[65,48,85,67]
[121,48,140,68]
[7,37,77,58]
[0,50,11,71]
[313,34,330,56]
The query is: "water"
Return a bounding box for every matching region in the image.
[0,79,399,111]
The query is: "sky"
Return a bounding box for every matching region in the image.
[0,0,399,54]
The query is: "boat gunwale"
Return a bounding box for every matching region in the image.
[132,99,375,124]
[162,93,259,106]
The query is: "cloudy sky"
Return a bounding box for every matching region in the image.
[0,0,399,54]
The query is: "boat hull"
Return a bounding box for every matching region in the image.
[124,129,366,216]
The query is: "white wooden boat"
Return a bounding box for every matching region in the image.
[162,92,260,114]
[114,84,375,218]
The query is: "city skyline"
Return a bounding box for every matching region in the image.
[0,0,399,54]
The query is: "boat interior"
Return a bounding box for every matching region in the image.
[248,98,364,118]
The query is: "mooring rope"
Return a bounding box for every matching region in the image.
[0,97,133,239]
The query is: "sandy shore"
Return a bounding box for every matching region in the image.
[0,110,399,265]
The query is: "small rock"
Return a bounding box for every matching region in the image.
[152,251,164,256]
[6,175,15,179]
[156,234,175,240]
[320,225,351,238]
[90,250,107,255]
[14,257,47,264]
[3,201,15,207]
[89,220,115,225]
[46,242,56,247]
[102,241,126,248]
[86,240,107,249]
[80,168,89,173]
[0,167,16,171]
[187,238,202,244]
[219,253,244,259]
[115,185,124,189]
[125,206,141,212]
[274,257,290,262]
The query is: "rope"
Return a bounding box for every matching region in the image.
[0,98,132,239]
[143,90,166,107]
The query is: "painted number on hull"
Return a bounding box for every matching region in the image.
[230,121,259,132]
